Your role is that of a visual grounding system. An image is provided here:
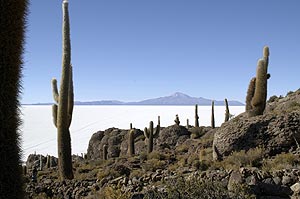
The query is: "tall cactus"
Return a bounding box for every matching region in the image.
[51,0,74,180]
[0,0,28,198]
[211,101,215,128]
[128,129,135,156]
[247,46,270,117]
[195,104,199,127]
[144,121,160,153]
[224,98,230,122]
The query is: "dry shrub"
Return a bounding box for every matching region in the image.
[262,152,299,171]
[214,147,263,170]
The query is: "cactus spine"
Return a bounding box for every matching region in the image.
[103,144,108,160]
[128,129,135,156]
[51,0,74,180]
[211,101,215,128]
[0,0,28,197]
[144,121,160,153]
[247,46,270,117]
[224,98,230,122]
[195,104,199,127]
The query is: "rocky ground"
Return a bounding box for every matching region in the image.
[24,90,300,199]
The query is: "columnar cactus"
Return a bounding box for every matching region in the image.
[51,0,74,180]
[103,144,108,160]
[224,98,230,122]
[46,155,51,168]
[0,1,28,198]
[195,104,199,127]
[246,77,256,111]
[144,121,160,153]
[128,129,135,156]
[158,116,161,126]
[39,155,43,171]
[211,101,215,128]
[186,119,190,128]
[130,123,133,130]
[174,114,180,125]
[247,46,270,117]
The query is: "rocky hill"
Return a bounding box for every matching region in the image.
[24,89,300,199]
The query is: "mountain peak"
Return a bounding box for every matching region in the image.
[171,92,190,98]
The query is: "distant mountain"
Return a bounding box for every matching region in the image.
[126,92,244,106]
[28,92,244,106]
[75,100,124,105]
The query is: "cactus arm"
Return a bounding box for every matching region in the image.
[52,78,59,103]
[144,127,149,138]
[245,77,256,111]
[52,104,58,127]
[224,98,230,122]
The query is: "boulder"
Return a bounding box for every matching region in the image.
[155,124,190,150]
[87,128,127,159]
[213,111,300,160]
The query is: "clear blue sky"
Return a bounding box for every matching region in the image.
[23,0,300,103]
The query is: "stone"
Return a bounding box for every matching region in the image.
[291,183,300,194]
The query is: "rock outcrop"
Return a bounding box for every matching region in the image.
[213,90,300,160]
[155,124,190,150]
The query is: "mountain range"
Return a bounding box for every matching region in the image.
[31,92,244,106]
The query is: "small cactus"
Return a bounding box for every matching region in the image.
[46,155,51,168]
[130,123,133,130]
[195,104,199,127]
[186,119,190,129]
[128,129,135,156]
[211,101,215,128]
[103,144,108,160]
[144,121,160,153]
[174,114,180,125]
[224,98,230,122]
[158,116,161,126]
[39,155,43,171]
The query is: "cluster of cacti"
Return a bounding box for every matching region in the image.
[0,0,28,198]
[174,114,180,125]
[51,0,74,180]
[224,98,230,122]
[144,121,160,153]
[211,101,215,128]
[195,104,199,127]
[246,46,270,117]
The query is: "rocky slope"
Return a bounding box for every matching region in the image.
[24,89,300,198]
